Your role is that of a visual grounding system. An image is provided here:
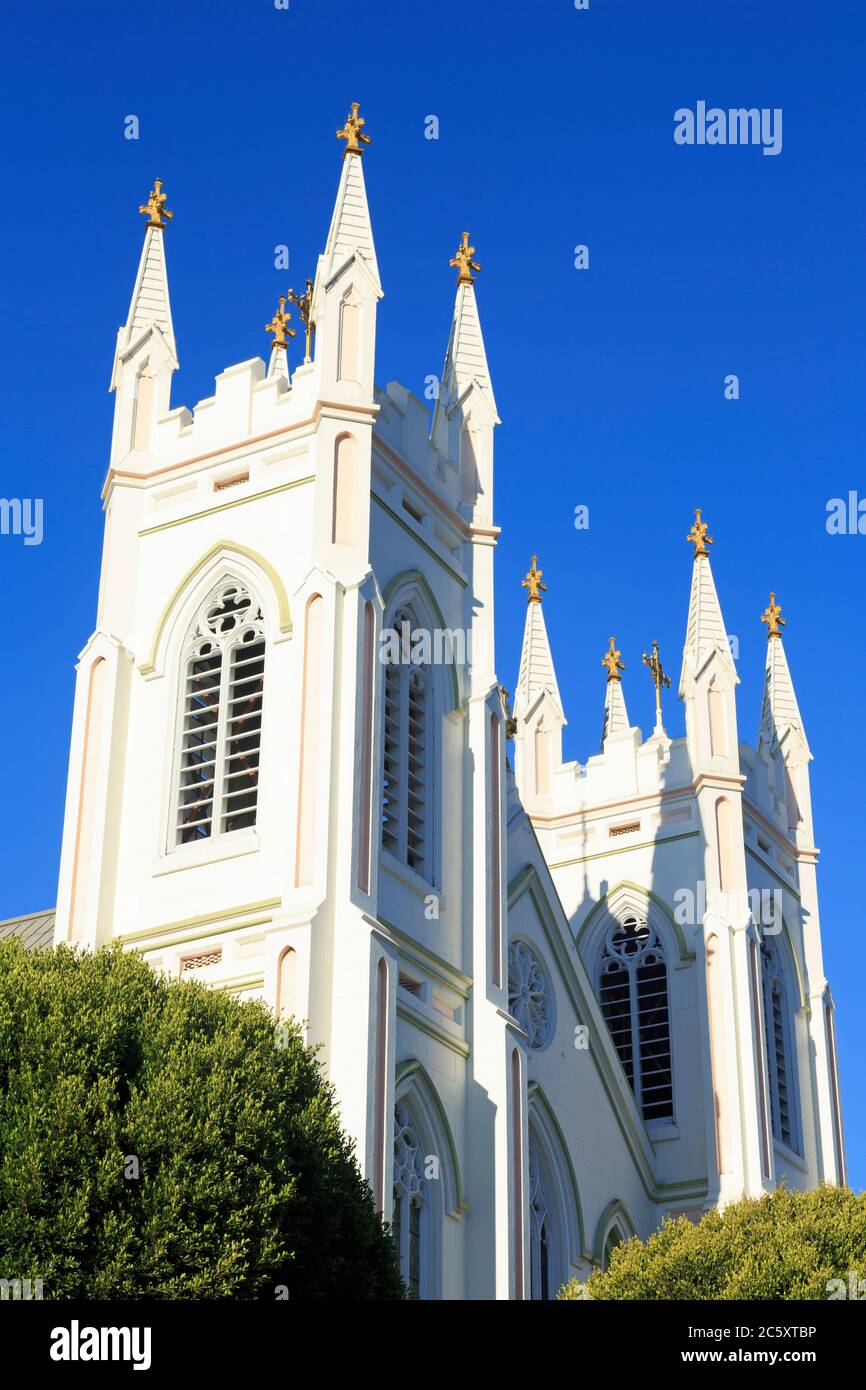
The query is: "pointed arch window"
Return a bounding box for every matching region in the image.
[528,1144,555,1300]
[595,914,673,1122]
[174,580,266,845]
[760,937,799,1152]
[381,607,430,879]
[392,1101,428,1299]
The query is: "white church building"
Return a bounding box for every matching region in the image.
[17,106,845,1298]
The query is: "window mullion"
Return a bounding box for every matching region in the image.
[399,667,409,862]
[629,958,642,1114]
[212,640,231,836]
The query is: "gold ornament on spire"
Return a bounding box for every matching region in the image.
[687,507,713,558]
[522,555,547,604]
[336,102,371,156]
[288,280,315,361]
[602,636,625,682]
[450,231,481,286]
[761,592,786,640]
[642,639,671,717]
[265,295,296,351]
[139,178,173,230]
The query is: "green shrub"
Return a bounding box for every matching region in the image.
[558,1184,866,1300]
[0,939,403,1299]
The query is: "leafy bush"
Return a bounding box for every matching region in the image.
[558,1184,866,1300]
[0,939,403,1299]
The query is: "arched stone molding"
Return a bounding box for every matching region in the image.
[140,540,292,678]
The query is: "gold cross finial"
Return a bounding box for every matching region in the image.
[761,592,786,640]
[336,102,371,156]
[450,231,481,286]
[522,555,547,604]
[265,295,296,351]
[602,636,625,682]
[642,639,671,716]
[139,178,173,230]
[687,507,713,558]
[288,279,315,361]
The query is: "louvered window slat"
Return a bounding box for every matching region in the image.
[596,917,673,1121]
[175,583,266,845]
[381,610,431,880]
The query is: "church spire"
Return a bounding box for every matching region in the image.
[758,594,810,757]
[319,102,381,294]
[513,556,563,721]
[600,637,630,747]
[264,293,295,380]
[678,508,737,696]
[111,179,178,389]
[435,231,498,422]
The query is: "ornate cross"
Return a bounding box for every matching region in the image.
[336,102,371,156]
[450,231,481,286]
[602,636,625,682]
[265,295,296,351]
[761,592,786,639]
[522,555,547,604]
[642,639,670,716]
[288,279,315,361]
[687,507,713,558]
[139,178,173,230]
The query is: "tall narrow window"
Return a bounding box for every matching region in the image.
[380,608,430,880]
[761,938,799,1152]
[392,1101,427,1299]
[175,581,266,845]
[357,602,375,893]
[595,914,673,1122]
[511,1048,525,1300]
[528,1145,554,1300]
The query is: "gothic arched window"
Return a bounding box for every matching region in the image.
[603,1225,624,1272]
[392,1100,428,1299]
[381,607,430,879]
[528,1143,555,1300]
[595,914,673,1122]
[761,938,799,1152]
[174,580,266,845]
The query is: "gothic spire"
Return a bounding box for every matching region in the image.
[435,231,498,422]
[758,595,810,757]
[319,103,381,294]
[678,508,737,696]
[600,637,630,747]
[111,179,178,389]
[514,556,563,720]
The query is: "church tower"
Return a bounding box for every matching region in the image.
[54,109,524,1299]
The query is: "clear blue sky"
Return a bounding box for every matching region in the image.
[2,1,864,1187]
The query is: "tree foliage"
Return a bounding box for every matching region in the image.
[0,939,403,1299]
[558,1184,866,1300]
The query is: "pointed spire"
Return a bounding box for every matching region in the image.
[600,638,630,747]
[111,180,177,388]
[514,556,563,719]
[679,508,737,695]
[758,595,810,756]
[265,294,295,379]
[437,231,498,419]
[321,104,381,292]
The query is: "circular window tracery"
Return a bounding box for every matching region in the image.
[508,940,554,1049]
